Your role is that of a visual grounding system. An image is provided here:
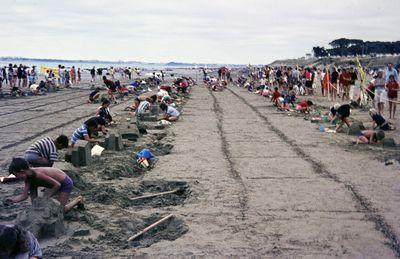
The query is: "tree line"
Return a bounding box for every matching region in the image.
[312,38,400,57]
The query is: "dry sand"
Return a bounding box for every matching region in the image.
[0,69,400,257]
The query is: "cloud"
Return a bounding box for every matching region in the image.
[0,0,398,64]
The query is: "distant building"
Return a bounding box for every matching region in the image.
[305,53,313,60]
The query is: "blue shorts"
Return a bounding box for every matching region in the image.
[59,175,73,193]
[24,152,40,162]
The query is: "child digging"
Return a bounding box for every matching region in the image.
[356,130,385,145]
[6,157,84,213]
[24,135,69,167]
[159,102,180,121]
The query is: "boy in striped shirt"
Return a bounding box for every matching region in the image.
[70,119,98,147]
[24,135,69,167]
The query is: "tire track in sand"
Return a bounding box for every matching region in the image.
[208,88,249,220]
[226,87,400,257]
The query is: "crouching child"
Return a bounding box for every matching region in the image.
[6,157,83,213]
[159,102,180,121]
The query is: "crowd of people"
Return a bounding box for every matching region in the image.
[232,62,398,144]
[0,69,195,257]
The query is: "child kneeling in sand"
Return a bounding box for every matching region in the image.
[296,100,313,112]
[159,102,180,121]
[356,130,385,144]
[6,157,83,213]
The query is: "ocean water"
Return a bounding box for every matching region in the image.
[0,60,182,70]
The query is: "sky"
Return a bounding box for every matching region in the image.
[0,0,399,64]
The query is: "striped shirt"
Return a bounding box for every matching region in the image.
[136,101,150,115]
[71,125,89,145]
[25,137,58,162]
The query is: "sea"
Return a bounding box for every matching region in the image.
[0,60,177,71]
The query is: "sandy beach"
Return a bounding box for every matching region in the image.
[0,67,398,257]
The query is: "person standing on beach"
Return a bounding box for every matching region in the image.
[1,67,6,86]
[16,64,23,87]
[8,64,13,87]
[339,68,351,101]
[22,66,28,89]
[374,70,386,115]
[305,68,313,95]
[77,68,81,83]
[29,66,37,85]
[12,64,18,88]
[57,64,62,85]
[385,62,398,84]
[330,67,339,100]
[70,66,76,85]
[387,75,399,119]
[349,67,358,103]
[90,66,96,82]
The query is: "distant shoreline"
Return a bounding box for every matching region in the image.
[0,57,245,68]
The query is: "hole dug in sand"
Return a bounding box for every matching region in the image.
[96,213,188,249]
[130,180,190,208]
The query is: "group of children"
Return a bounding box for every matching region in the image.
[239,66,395,146]
[4,71,187,217]
[1,71,190,258]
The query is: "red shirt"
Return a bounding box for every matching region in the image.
[297,101,308,108]
[387,81,399,92]
[272,91,280,101]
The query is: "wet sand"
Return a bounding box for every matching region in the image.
[1,70,400,257]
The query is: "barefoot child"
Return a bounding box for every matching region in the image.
[70,119,98,147]
[329,103,351,131]
[370,108,395,132]
[296,100,313,112]
[84,117,108,136]
[7,157,83,213]
[356,130,385,144]
[271,87,281,106]
[387,75,399,119]
[159,102,180,121]
[24,135,69,167]
[96,99,112,122]
[88,87,101,103]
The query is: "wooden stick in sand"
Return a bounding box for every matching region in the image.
[127,214,174,242]
[129,189,179,201]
